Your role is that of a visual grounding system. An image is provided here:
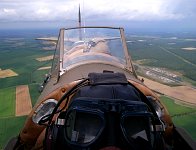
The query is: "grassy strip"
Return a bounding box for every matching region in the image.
[29,84,41,106]
[0,116,26,149]
[160,96,196,116]
[0,87,15,118]
[160,96,196,140]
[173,115,196,140]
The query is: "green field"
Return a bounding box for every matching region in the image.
[0,116,26,150]
[0,84,41,149]
[0,36,54,89]
[0,87,15,118]
[29,84,42,106]
[160,96,196,140]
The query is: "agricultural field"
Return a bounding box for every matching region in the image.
[160,96,196,140]
[0,29,55,89]
[0,29,56,149]
[0,116,26,149]
[0,87,15,118]
[0,85,41,149]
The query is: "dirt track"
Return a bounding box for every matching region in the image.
[142,77,196,106]
[16,85,32,116]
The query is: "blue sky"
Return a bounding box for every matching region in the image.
[0,0,196,31]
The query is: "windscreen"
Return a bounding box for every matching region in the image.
[62,27,126,69]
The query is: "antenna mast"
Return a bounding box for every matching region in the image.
[78,4,82,40]
[78,4,81,28]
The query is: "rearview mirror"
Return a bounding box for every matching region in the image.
[32,99,58,124]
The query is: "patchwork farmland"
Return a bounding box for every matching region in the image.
[0,29,196,149]
[0,29,55,149]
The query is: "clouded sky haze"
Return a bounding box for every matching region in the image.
[0,0,196,31]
